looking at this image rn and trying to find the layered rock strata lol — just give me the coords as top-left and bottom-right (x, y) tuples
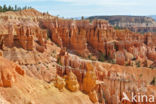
(41, 19), (156, 67)
(56, 50), (156, 104)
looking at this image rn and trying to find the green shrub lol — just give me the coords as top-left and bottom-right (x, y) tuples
(98, 53), (106, 62)
(136, 61), (140, 67)
(0, 5), (32, 12)
(88, 55), (91, 60)
(57, 57), (62, 66)
(114, 26), (122, 30)
(110, 59), (116, 64)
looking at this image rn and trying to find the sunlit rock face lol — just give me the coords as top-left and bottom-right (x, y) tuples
(41, 18), (156, 67)
(0, 8), (156, 67)
(54, 75), (66, 91)
(0, 9), (60, 82)
(56, 50), (156, 104)
(0, 8), (156, 104)
(65, 71), (79, 92)
(87, 16), (156, 33)
(0, 57), (24, 87)
(1, 24), (47, 51)
(82, 63), (97, 93)
(0, 56), (93, 104)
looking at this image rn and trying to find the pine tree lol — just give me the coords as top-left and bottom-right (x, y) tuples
(81, 16), (84, 20)
(17, 7), (21, 11)
(28, 6), (32, 9)
(11, 7), (14, 11)
(3, 4), (7, 12)
(23, 6), (27, 10)
(0, 5), (2, 12)
(0, 5), (32, 12)
(8, 5), (12, 11)
(15, 5), (17, 11)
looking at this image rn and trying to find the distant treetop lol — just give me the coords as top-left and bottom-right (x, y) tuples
(0, 4), (32, 12)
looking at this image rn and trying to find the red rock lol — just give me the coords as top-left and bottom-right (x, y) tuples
(0, 51), (2, 56)
(36, 45), (45, 53)
(0, 57), (25, 87)
(0, 8), (156, 104)
(41, 18), (156, 65)
(56, 51), (156, 103)
(15, 65), (25, 76)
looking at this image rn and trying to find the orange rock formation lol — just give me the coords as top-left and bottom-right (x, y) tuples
(0, 56), (93, 104)
(0, 9), (156, 104)
(56, 50), (156, 104)
(41, 19), (156, 67)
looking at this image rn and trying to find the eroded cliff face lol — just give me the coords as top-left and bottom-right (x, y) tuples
(87, 16), (156, 33)
(0, 56), (93, 104)
(0, 9), (156, 69)
(41, 18), (156, 68)
(0, 9), (60, 82)
(56, 49), (156, 104)
(0, 9), (156, 104)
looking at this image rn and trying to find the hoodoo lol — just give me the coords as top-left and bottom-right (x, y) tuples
(0, 4), (155, 104)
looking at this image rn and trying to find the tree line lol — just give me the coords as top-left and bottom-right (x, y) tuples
(0, 5), (32, 12)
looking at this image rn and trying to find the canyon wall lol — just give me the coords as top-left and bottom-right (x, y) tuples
(56, 49), (156, 104)
(0, 56), (93, 104)
(41, 19), (156, 67)
(0, 9), (156, 104)
(87, 16), (156, 33)
(1, 9), (156, 69)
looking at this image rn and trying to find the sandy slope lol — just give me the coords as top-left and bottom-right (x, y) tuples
(0, 57), (92, 104)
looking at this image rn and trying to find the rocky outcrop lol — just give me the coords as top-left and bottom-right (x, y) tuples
(0, 8), (156, 69)
(0, 9), (61, 83)
(0, 56), (93, 104)
(1, 25), (48, 52)
(0, 51), (2, 56)
(87, 16), (156, 33)
(83, 63), (98, 103)
(2, 41), (60, 82)
(88, 90), (99, 103)
(83, 63), (97, 93)
(0, 8), (51, 52)
(65, 71), (79, 92)
(41, 18), (156, 67)
(56, 50), (156, 103)
(54, 75), (66, 91)
(15, 65), (25, 76)
(0, 8), (156, 104)
(0, 56), (24, 87)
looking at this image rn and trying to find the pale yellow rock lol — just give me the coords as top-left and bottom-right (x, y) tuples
(54, 75), (66, 91)
(88, 90), (98, 103)
(83, 63), (96, 93)
(65, 71), (79, 92)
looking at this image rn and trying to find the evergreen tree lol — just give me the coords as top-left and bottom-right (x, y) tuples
(0, 4), (32, 12)
(3, 4), (7, 12)
(23, 6), (27, 10)
(81, 16), (84, 20)
(28, 6), (32, 9)
(8, 5), (12, 11)
(17, 7), (21, 11)
(0, 5), (2, 12)
(15, 5), (17, 11)
(11, 7), (14, 11)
